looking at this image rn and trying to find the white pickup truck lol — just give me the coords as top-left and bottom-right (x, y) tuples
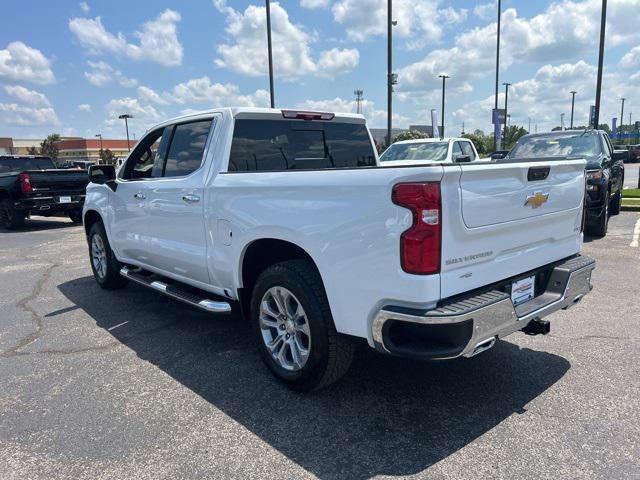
(84, 108), (595, 391)
(380, 137), (485, 165)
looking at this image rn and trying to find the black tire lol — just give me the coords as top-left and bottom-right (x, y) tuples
(588, 186), (609, 237)
(250, 259), (354, 391)
(88, 222), (128, 289)
(610, 187), (622, 216)
(0, 199), (26, 230)
(69, 210), (83, 223)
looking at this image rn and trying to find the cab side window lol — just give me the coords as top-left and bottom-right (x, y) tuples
(121, 127), (169, 180)
(460, 141), (476, 160)
(452, 142), (464, 159)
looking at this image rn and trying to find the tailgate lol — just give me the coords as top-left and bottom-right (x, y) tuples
(440, 159), (586, 299)
(26, 170), (89, 193)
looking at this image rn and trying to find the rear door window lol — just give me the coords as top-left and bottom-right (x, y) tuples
(460, 141), (476, 160)
(228, 119), (376, 172)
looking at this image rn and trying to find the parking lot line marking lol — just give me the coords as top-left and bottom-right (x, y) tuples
(107, 321), (129, 331)
(631, 217), (640, 248)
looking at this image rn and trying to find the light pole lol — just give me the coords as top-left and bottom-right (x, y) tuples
(266, 0), (275, 108)
(439, 74), (449, 139)
(387, 0), (395, 146)
(570, 91), (577, 129)
(629, 111), (633, 145)
(493, 0), (502, 150)
(593, 0), (607, 128)
(561, 113), (566, 130)
(528, 117), (531, 133)
(354, 89), (363, 114)
(619, 97), (626, 141)
(95, 134), (103, 163)
(118, 114), (132, 151)
(503, 82), (511, 143)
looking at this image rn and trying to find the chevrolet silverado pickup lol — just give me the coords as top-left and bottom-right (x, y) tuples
(0, 156), (88, 229)
(83, 108), (595, 391)
(380, 137), (483, 164)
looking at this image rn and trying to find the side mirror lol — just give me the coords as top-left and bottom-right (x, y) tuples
(612, 150), (629, 162)
(455, 155), (472, 163)
(88, 165), (116, 187)
(491, 152), (507, 160)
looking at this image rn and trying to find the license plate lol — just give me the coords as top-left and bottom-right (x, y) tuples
(58, 196), (72, 203)
(511, 275), (535, 306)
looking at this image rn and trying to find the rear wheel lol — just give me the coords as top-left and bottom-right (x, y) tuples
(250, 259), (354, 391)
(68, 210), (83, 223)
(610, 180), (623, 216)
(0, 199), (26, 230)
(88, 222), (128, 289)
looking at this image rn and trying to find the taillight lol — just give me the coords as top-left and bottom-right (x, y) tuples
(19, 173), (32, 193)
(392, 182), (441, 275)
(281, 110), (335, 121)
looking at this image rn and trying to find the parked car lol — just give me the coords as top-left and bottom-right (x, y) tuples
(490, 149), (511, 160)
(628, 144), (640, 163)
(83, 108), (595, 391)
(506, 130), (625, 237)
(0, 156), (89, 229)
(380, 137), (484, 164)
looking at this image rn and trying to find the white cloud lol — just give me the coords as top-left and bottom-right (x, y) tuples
(4, 85), (51, 107)
(213, 1), (358, 79)
(300, 0), (330, 8)
(0, 103), (59, 126)
(620, 45), (640, 69)
(79, 1), (90, 14)
(473, 1), (497, 21)
(84, 60), (137, 87)
(331, 0), (466, 45)
(77, 103), (92, 112)
(105, 97), (164, 133)
(0, 41), (55, 85)
(296, 97), (410, 128)
(69, 9), (183, 66)
(138, 77), (270, 108)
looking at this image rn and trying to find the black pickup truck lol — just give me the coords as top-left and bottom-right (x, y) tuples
(0, 156), (89, 229)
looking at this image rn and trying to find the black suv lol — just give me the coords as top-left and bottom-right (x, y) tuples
(506, 130), (625, 237)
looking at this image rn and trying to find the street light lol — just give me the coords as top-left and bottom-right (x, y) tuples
(354, 89), (363, 114)
(493, 0), (502, 150)
(439, 74), (449, 139)
(95, 134), (103, 163)
(593, 0), (607, 128)
(118, 114), (133, 152)
(561, 113), (566, 130)
(619, 97), (626, 141)
(570, 91), (577, 129)
(265, 0), (275, 108)
(503, 82), (511, 143)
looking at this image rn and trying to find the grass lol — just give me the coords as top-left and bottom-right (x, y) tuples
(622, 188), (640, 198)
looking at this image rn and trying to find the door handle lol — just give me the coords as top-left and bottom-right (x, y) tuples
(133, 192), (146, 199)
(182, 194), (200, 203)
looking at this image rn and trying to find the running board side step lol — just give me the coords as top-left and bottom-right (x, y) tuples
(120, 267), (232, 314)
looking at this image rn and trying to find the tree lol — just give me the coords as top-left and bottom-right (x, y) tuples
(99, 148), (115, 165)
(462, 132), (492, 155)
(26, 146), (40, 155)
(40, 134), (61, 161)
(392, 130), (428, 144)
(503, 125), (528, 149)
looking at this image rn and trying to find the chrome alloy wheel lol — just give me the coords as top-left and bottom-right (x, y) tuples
(91, 234), (107, 280)
(259, 286), (311, 371)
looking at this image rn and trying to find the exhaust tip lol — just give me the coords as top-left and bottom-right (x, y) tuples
(471, 336), (497, 356)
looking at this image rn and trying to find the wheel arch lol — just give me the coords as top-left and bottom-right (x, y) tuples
(83, 209), (103, 238)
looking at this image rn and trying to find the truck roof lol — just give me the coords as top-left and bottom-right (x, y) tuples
(148, 107), (366, 133)
(392, 137), (471, 145)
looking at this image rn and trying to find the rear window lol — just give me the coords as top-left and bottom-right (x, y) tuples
(228, 119), (376, 172)
(510, 133), (602, 159)
(0, 157), (54, 172)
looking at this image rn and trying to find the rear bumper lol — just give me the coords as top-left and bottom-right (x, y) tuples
(14, 194), (85, 213)
(372, 254), (595, 360)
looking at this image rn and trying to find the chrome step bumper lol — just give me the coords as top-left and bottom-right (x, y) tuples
(372, 254), (595, 360)
(120, 267), (232, 314)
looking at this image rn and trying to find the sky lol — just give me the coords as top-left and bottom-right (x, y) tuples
(1, 0), (640, 140)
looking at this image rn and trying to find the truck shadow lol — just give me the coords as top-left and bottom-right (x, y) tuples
(0, 217), (78, 233)
(58, 277), (570, 479)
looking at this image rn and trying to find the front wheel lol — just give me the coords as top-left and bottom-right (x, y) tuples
(250, 259), (354, 391)
(88, 222), (128, 289)
(588, 187), (609, 237)
(0, 199), (25, 230)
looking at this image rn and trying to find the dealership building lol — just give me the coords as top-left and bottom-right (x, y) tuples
(0, 137), (135, 163)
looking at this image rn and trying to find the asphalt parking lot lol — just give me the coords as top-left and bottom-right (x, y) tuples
(1, 213), (639, 480)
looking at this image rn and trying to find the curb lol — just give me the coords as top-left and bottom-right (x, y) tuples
(621, 205), (640, 212)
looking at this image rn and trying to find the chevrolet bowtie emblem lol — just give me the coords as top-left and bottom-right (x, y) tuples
(524, 192), (549, 208)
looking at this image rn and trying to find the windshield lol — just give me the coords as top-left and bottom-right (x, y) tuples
(510, 133), (601, 159)
(380, 142), (448, 162)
